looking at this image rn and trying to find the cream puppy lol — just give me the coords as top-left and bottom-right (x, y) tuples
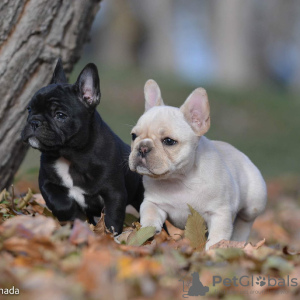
(129, 80), (267, 250)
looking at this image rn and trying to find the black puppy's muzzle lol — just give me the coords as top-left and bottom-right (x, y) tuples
(30, 120), (41, 131)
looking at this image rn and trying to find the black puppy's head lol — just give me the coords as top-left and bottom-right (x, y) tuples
(21, 59), (101, 152)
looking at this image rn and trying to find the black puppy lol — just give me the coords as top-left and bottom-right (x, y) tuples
(21, 59), (144, 233)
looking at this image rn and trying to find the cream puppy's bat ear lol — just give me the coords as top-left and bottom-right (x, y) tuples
(144, 79), (165, 112)
(180, 88), (210, 136)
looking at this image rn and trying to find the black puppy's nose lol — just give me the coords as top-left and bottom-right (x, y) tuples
(139, 145), (152, 158)
(30, 120), (41, 131)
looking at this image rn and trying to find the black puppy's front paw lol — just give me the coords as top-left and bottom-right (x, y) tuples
(104, 215), (124, 235)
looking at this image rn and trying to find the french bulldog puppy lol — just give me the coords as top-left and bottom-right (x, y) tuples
(21, 59), (144, 233)
(129, 80), (267, 250)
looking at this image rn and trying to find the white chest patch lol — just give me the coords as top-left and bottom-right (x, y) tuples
(54, 157), (86, 208)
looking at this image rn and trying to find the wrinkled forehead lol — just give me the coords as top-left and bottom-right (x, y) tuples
(30, 84), (74, 106)
(134, 106), (191, 138)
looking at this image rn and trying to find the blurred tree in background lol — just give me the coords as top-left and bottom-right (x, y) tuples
(90, 0), (300, 89)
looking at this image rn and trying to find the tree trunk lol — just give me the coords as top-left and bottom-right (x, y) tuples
(210, 0), (258, 87)
(0, 0), (101, 190)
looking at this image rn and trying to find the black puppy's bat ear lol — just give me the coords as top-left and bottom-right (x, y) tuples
(75, 63), (100, 108)
(50, 58), (67, 84)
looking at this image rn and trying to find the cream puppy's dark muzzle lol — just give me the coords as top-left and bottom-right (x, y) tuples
(138, 141), (152, 158)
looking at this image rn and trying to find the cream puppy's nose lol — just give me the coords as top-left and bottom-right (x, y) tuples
(138, 139), (153, 158)
(139, 144), (152, 158)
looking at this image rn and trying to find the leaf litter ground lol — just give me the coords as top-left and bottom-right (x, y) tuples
(0, 177), (300, 300)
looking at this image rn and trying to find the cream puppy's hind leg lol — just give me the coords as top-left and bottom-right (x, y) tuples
(205, 212), (233, 250)
(140, 200), (167, 233)
(231, 216), (254, 242)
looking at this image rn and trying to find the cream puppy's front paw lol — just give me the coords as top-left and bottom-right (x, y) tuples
(140, 200), (167, 233)
(140, 219), (162, 234)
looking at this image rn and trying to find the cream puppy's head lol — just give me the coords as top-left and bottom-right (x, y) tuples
(129, 80), (210, 179)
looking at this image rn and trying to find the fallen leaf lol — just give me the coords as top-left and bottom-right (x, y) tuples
(243, 239), (265, 255)
(116, 228), (134, 244)
(69, 219), (95, 245)
(247, 246), (277, 261)
(3, 236), (55, 260)
(76, 248), (115, 291)
(253, 213), (290, 243)
(184, 204), (207, 250)
(93, 213), (107, 237)
(165, 220), (184, 241)
(127, 226), (156, 246)
(124, 213), (139, 227)
(209, 239), (247, 249)
(154, 228), (169, 244)
(262, 256), (294, 275)
(118, 244), (154, 256)
(2, 215), (56, 238)
(117, 257), (162, 279)
(212, 248), (245, 261)
(17, 188), (33, 209)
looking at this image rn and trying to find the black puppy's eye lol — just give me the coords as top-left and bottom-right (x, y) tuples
(55, 112), (67, 120)
(131, 133), (137, 141)
(27, 107), (31, 113)
(162, 137), (177, 146)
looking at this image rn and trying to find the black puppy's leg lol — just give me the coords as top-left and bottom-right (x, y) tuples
(41, 182), (85, 221)
(84, 194), (105, 225)
(102, 190), (127, 234)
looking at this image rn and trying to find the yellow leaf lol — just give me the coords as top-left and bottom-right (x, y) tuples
(184, 204), (207, 250)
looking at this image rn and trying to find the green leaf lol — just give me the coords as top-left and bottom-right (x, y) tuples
(184, 204), (207, 250)
(127, 226), (156, 246)
(262, 256), (294, 275)
(215, 248), (244, 261)
(124, 213), (139, 227)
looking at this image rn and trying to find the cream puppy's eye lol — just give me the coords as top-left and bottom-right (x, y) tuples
(162, 137), (177, 146)
(131, 133), (137, 141)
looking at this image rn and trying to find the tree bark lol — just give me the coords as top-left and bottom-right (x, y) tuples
(0, 0), (101, 190)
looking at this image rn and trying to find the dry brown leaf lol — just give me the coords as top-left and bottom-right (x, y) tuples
(29, 202), (45, 214)
(165, 220), (184, 241)
(32, 194), (46, 205)
(2, 215), (56, 237)
(93, 213), (108, 237)
(3, 236), (55, 259)
(116, 228), (134, 244)
(243, 238), (266, 255)
(118, 244), (154, 255)
(253, 213), (290, 243)
(69, 219), (95, 245)
(154, 228), (169, 244)
(76, 248), (116, 292)
(209, 239), (247, 249)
